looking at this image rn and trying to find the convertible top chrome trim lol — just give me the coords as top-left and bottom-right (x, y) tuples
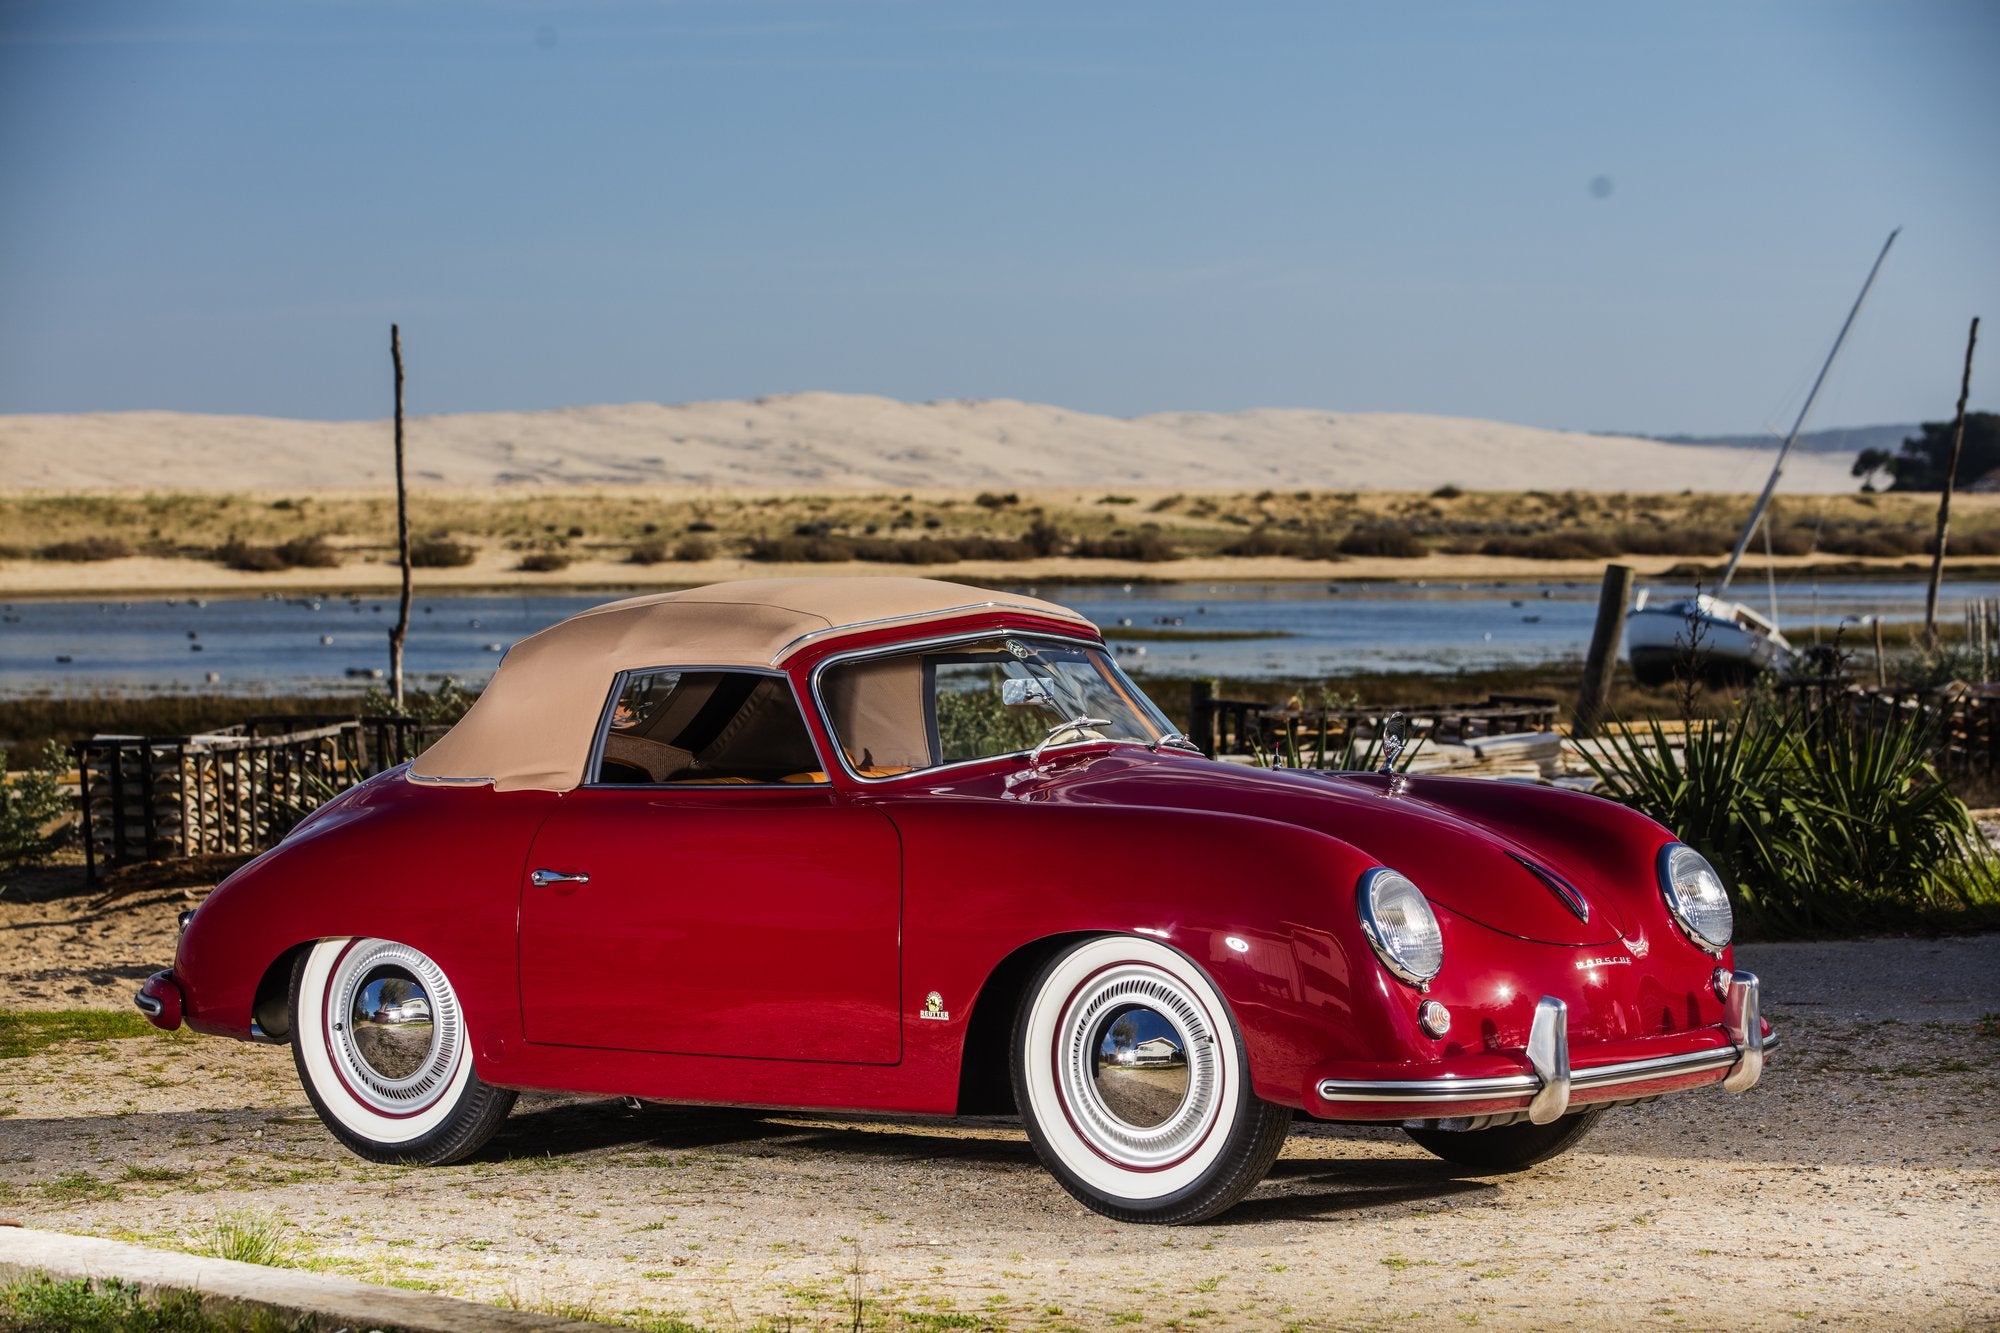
(770, 602), (1096, 665)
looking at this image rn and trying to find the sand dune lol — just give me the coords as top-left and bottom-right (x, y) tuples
(0, 392), (1860, 494)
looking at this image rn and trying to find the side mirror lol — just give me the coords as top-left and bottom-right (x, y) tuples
(1001, 677), (1055, 708)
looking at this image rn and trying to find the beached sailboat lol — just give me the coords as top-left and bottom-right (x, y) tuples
(1625, 229), (1900, 687)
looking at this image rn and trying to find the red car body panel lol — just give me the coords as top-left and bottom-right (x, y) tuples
(161, 606), (1753, 1123)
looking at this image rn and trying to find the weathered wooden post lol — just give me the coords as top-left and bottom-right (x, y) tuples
(1190, 680), (1216, 757)
(1573, 563), (1635, 739)
(387, 324), (412, 709)
(1923, 316), (1981, 649)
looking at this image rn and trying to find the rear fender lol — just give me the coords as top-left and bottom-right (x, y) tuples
(175, 777), (559, 1061)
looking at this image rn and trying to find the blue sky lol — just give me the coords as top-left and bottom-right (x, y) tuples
(1, 1), (1993, 435)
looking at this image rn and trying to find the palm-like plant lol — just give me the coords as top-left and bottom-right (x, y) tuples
(1579, 696), (1999, 937)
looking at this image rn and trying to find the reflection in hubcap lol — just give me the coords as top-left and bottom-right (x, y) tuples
(349, 966), (435, 1081)
(1091, 1004), (1191, 1129)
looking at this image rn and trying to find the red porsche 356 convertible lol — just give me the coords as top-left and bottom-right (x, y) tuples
(139, 578), (1772, 1223)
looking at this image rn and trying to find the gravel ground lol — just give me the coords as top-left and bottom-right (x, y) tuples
(1, 877), (1996, 1330)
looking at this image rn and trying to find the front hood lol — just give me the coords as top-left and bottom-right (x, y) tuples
(1033, 754), (1627, 946)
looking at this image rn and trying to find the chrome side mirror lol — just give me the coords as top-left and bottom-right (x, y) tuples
(1001, 677), (1054, 708)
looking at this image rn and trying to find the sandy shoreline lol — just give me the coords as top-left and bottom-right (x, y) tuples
(0, 550), (1983, 600)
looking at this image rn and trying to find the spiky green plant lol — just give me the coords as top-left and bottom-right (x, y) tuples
(1579, 697), (2000, 937)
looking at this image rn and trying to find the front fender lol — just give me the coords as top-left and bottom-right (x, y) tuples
(883, 796), (1415, 1111)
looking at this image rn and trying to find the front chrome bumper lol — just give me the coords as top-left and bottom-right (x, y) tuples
(1316, 969), (1771, 1123)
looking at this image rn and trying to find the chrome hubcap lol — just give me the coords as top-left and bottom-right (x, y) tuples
(326, 939), (463, 1114)
(350, 967), (435, 1082)
(1090, 1004), (1191, 1129)
(1057, 965), (1220, 1167)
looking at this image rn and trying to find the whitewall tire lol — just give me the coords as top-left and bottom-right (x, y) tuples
(290, 937), (515, 1165)
(1011, 935), (1291, 1224)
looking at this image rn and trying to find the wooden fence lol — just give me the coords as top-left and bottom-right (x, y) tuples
(75, 716), (452, 882)
(1187, 682), (1558, 759)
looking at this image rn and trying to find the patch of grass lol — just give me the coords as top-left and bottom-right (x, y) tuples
(122, 1165), (194, 1184)
(0, 1010), (161, 1060)
(0, 1274), (315, 1332)
(189, 1211), (298, 1268)
(42, 1171), (122, 1203)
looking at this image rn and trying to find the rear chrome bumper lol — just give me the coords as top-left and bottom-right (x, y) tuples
(1316, 969), (1772, 1122)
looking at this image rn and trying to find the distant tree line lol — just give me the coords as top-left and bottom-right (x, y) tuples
(1853, 413), (1999, 491)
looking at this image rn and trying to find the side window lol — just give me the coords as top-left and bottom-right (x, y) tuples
(593, 669), (826, 785)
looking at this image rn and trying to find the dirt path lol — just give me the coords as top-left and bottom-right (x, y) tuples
(2, 892), (1995, 1329)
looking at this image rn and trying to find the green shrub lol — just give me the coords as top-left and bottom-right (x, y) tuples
(271, 536), (338, 568)
(1338, 526), (1426, 558)
(1580, 700), (2000, 937)
(358, 677), (475, 724)
(39, 537), (131, 562)
(935, 680), (1049, 762)
(409, 537), (475, 568)
(1, 740), (74, 892)
(1612, 525), (1735, 556)
(1480, 531), (1619, 560)
(516, 552), (569, 573)
(627, 540), (669, 565)
(674, 536), (718, 561)
(1072, 533), (1181, 562)
(215, 539), (287, 572)
(214, 535), (339, 571)
(1221, 526), (1296, 557)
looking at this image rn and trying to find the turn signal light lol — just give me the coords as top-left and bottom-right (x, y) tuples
(1417, 999), (1451, 1038)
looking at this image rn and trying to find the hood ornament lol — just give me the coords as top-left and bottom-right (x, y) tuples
(1378, 712), (1411, 795)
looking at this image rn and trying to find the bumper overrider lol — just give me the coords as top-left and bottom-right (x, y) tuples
(1314, 970), (1773, 1125)
(135, 969), (184, 1030)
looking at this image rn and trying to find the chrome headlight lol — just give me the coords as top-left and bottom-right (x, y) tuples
(1356, 867), (1444, 986)
(1658, 843), (1734, 954)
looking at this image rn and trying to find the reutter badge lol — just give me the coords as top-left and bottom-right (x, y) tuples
(920, 991), (949, 1021)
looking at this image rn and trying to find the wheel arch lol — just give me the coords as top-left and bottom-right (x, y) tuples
(251, 940), (317, 1041)
(954, 930), (1099, 1115)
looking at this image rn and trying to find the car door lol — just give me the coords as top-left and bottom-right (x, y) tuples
(517, 668), (903, 1065)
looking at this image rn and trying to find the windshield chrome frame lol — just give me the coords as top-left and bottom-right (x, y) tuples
(808, 629), (1172, 785)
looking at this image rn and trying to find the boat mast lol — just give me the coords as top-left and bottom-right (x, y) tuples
(1717, 227), (1901, 594)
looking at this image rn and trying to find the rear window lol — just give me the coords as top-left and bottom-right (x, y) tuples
(592, 669), (825, 785)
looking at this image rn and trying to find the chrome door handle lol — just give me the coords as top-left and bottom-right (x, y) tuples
(530, 868), (591, 888)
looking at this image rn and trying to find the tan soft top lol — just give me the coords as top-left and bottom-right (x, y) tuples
(407, 577), (1095, 791)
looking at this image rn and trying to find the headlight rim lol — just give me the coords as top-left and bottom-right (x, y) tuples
(1656, 842), (1734, 956)
(1355, 866), (1445, 988)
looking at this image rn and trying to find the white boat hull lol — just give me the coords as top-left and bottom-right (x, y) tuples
(1625, 598), (1792, 686)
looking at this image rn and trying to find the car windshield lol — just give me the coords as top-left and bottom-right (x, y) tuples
(818, 635), (1174, 777)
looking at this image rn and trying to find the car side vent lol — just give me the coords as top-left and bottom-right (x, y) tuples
(1509, 853), (1590, 922)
